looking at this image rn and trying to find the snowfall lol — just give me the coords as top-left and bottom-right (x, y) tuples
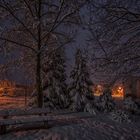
(0, 97), (140, 140)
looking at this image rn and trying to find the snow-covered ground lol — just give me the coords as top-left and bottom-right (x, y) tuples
(0, 112), (140, 140)
(0, 97), (140, 140)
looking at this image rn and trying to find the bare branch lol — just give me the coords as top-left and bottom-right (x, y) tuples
(22, 0), (34, 17)
(0, 37), (37, 53)
(0, 1), (37, 41)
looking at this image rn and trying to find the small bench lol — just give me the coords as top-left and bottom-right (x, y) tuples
(0, 108), (50, 134)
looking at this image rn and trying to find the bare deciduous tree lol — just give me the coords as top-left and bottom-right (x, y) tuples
(0, 0), (86, 107)
(86, 0), (140, 85)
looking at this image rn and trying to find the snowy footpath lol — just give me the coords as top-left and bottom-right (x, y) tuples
(0, 112), (140, 140)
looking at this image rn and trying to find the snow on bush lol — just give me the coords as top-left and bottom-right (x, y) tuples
(97, 89), (115, 112)
(110, 110), (131, 123)
(123, 96), (139, 114)
(84, 102), (96, 115)
(69, 93), (85, 111)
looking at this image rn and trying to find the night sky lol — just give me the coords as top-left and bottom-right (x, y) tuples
(0, 0), (139, 85)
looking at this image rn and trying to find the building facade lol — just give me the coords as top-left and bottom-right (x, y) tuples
(0, 80), (33, 97)
(93, 76), (140, 99)
(123, 76), (140, 98)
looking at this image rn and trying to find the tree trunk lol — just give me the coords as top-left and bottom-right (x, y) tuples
(36, 0), (43, 108)
(36, 53), (43, 108)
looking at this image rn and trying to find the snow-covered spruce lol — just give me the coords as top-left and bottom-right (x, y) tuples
(42, 46), (69, 110)
(69, 49), (95, 114)
(109, 110), (131, 123)
(123, 96), (139, 114)
(84, 102), (96, 115)
(97, 89), (115, 112)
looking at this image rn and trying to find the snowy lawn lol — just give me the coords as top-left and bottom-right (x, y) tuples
(0, 112), (140, 140)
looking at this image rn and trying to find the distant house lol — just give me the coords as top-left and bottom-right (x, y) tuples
(0, 80), (16, 96)
(0, 80), (33, 97)
(123, 76), (140, 98)
(93, 83), (124, 99)
(93, 76), (140, 99)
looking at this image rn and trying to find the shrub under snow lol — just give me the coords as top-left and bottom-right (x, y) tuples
(84, 102), (96, 115)
(123, 96), (139, 114)
(69, 93), (85, 112)
(97, 89), (115, 112)
(110, 110), (131, 123)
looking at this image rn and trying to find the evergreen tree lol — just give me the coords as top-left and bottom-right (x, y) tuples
(69, 49), (95, 113)
(42, 46), (69, 110)
(97, 88), (115, 112)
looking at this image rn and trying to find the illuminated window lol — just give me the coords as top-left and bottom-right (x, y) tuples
(94, 85), (103, 96)
(112, 86), (124, 98)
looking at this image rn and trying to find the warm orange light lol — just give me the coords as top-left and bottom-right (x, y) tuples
(0, 88), (4, 91)
(94, 85), (104, 96)
(93, 84), (124, 99)
(118, 87), (123, 94)
(0, 80), (16, 96)
(112, 86), (124, 98)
